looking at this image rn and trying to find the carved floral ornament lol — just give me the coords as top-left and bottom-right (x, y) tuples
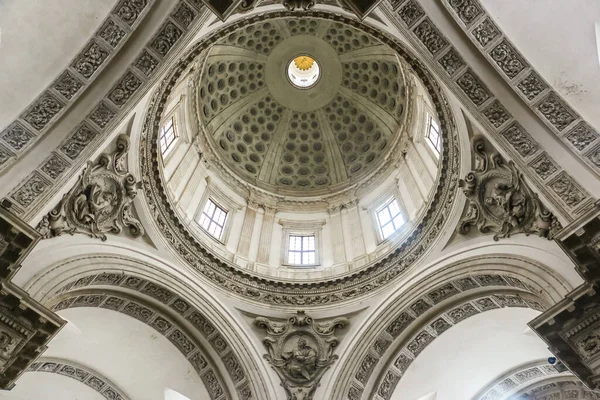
(458, 136), (561, 241)
(37, 135), (144, 241)
(139, 11), (460, 306)
(255, 311), (348, 400)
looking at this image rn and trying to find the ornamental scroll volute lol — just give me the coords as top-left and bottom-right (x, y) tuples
(37, 135), (143, 241)
(255, 311), (348, 400)
(458, 136), (560, 241)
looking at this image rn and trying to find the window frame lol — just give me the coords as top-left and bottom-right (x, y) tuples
(159, 115), (179, 156)
(193, 178), (242, 245)
(425, 113), (441, 156)
(375, 197), (406, 241)
(279, 219), (325, 268)
(287, 234), (317, 266)
(198, 198), (228, 241)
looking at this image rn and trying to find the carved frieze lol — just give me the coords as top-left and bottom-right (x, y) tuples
(108, 71), (143, 107)
(134, 50), (160, 77)
(517, 71), (547, 101)
(471, 17), (500, 47)
(1, 122), (34, 151)
(456, 69), (491, 106)
(483, 100), (510, 128)
(89, 101), (117, 130)
(413, 18), (448, 55)
(448, 0), (483, 25)
(566, 123), (598, 151)
(548, 172), (587, 208)
(60, 123), (99, 160)
(172, 2), (197, 28)
(398, 0), (424, 27)
(72, 40), (110, 79)
(116, 0), (148, 26)
(22, 92), (64, 131)
(255, 311), (349, 400)
(37, 135), (144, 241)
(537, 93), (577, 132)
(98, 19), (127, 48)
(458, 137), (559, 240)
(438, 48), (465, 76)
(53, 71), (84, 101)
(529, 153), (558, 181)
(10, 172), (51, 209)
(489, 39), (527, 79)
(150, 21), (184, 56)
(500, 122), (537, 157)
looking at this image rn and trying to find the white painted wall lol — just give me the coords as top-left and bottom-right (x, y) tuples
(43, 308), (210, 400)
(0, 372), (104, 400)
(0, 0), (119, 128)
(480, 0), (600, 130)
(392, 308), (551, 400)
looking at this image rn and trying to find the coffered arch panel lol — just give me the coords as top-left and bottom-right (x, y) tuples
(326, 251), (574, 400)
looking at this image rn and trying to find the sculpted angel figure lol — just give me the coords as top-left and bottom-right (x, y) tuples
(282, 338), (317, 381)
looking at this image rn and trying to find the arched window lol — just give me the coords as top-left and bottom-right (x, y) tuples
(159, 116), (178, 154)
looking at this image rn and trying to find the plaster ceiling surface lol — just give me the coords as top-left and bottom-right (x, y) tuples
(480, 0), (600, 131)
(43, 308), (210, 400)
(0, 0), (119, 129)
(392, 307), (551, 400)
(195, 17), (410, 196)
(0, 371), (104, 400)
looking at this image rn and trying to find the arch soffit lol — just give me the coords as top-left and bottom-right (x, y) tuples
(21, 251), (274, 400)
(326, 253), (572, 400)
(472, 359), (573, 400)
(27, 357), (130, 400)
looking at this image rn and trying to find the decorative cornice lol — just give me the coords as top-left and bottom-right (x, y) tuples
(381, 0), (594, 222)
(3, 0), (211, 223)
(139, 10), (461, 306)
(28, 357), (130, 400)
(439, 0), (600, 177)
(0, 0), (157, 172)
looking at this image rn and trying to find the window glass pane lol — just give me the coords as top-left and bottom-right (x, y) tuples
(288, 235), (316, 265)
(377, 208), (392, 225)
(381, 223), (395, 239)
(289, 236), (300, 251)
(430, 118), (440, 133)
(393, 214), (405, 229)
(159, 117), (177, 154)
(377, 198), (406, 239)
(388, 200), (400, 217)
(199, 199), (228, 240)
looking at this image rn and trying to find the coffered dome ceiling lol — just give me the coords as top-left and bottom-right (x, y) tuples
(194, 18), (409, 196)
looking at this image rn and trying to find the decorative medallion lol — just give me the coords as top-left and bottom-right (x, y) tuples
(255, 311), (348, 399)
(458, 136), (560, 240)
(37, 135), (144, 241)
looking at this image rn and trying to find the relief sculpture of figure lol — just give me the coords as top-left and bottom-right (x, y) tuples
(73, 181), (117, 227)
(282, 338), (317, 380)
(485, 178), (526, 230)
